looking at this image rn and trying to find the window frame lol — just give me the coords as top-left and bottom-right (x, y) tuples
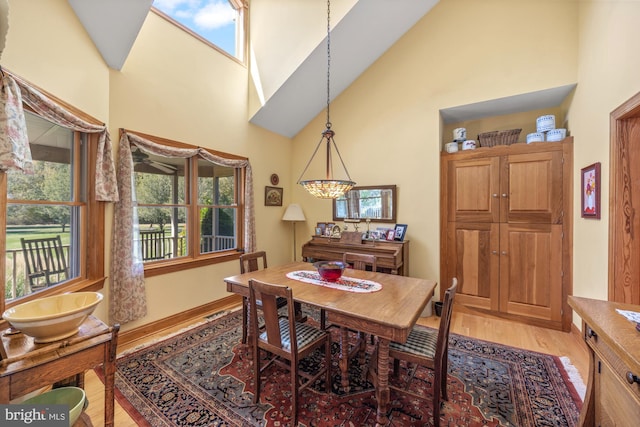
(127, 132), (247, 278)
(1, 116), (107, 317)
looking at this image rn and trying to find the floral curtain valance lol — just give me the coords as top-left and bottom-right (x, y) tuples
(0, 70), (118, 202)
(0, 72), (31, 173)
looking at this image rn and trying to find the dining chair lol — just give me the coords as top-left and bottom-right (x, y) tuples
(248, 279), (331, 426)
(386, 277), (458, 427)
(343, 252), (377, 272)
(20, 236), (69, 293)
(239, 251), (287, 344)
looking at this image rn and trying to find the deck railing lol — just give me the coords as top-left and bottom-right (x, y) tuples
(5, 234), (236, 299)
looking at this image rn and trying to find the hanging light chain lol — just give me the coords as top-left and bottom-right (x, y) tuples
(297, 0), (355, 199)
(326, 0), (331, 129)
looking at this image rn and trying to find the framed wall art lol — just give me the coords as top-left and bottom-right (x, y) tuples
(581, 162), (601, 219)
(264, 186), (283, 206)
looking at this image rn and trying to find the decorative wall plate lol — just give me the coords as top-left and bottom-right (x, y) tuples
(270, 173), (279, 186)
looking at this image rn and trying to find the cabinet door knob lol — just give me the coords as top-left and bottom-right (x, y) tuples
(492, 250), (498, 255)
(492, 193), (499, 198)
(627, 371), (640, 385)
(501, 251), (507, 255)
(502, 193), (508, 198)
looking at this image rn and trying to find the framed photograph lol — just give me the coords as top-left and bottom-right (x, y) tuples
(394, 224), (408, 241)
(386, 229), (395, 241)
(316, 222), (326, 236)
(368, 230), (381, 240)
(581, 162), (601, 219)
(264, 186), (283, 206)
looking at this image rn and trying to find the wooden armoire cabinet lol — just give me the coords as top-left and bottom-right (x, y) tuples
(440, 138), (573, 331)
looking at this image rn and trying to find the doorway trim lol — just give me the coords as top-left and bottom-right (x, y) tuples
(609, 91), (640, 303)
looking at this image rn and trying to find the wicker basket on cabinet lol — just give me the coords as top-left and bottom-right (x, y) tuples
(478, 128), (522, 147)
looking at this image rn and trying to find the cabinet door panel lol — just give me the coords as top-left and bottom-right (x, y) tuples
(447, 222), (499, 311)
(499, 223), (562, 322)
(502, 151), (563, 223)
(448, 157), (500, 222)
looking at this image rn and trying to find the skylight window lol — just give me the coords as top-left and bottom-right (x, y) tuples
(153, 0), (245, 61)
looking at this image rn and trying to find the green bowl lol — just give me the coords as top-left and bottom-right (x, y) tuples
(22, 386), (86, 426)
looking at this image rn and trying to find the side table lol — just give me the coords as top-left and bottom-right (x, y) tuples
(0, 316), (119, 427)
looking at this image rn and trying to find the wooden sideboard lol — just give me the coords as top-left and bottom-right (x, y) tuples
(301, 235), (409, 275)
(568, 296), (640, 426)
(0, 316), (119, 427)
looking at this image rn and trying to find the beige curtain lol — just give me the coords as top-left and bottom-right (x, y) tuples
(110, 131), (255, 324)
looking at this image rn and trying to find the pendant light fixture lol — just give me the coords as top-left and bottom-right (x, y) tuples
(297, 0), (355, 199)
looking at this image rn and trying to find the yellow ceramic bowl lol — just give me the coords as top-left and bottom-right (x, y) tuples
(22, 386), (86, 426)
(2, 292), (103, 343)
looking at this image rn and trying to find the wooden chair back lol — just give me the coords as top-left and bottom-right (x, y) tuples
(20, 236), (69, 291)
(248, 278), (331, 425)
(249, 279), (296, 356)
(240, 251), (268, 274)
(434, 278), (458, 393)
(343, 252), (377, 272)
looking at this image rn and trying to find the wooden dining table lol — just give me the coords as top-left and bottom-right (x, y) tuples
(224, 261), (436, 427)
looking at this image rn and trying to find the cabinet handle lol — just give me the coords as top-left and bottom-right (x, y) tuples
(492, 193), (499, 198)
(492, 250), (498, 255)
(627, 372), (640, 385)
(501, 251), (507, 255)
(502, 193), (508, 198)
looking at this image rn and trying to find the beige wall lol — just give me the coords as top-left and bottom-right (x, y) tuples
(2, 0), (293, 330)
(569, 1), (640, 304)
(291, 0), (579, 297)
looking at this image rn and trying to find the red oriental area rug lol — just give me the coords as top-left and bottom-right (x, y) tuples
(104, 309), (582, 426)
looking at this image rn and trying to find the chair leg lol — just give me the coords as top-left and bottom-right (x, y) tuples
(392, 358), (400, 379)
(292, 360), (299, 426)
(433, 387), (441, 427)
(252, 347), (261, 404)
(241, 297), (249, 344)
(325, 339), (332, 392)
(320, 308), (327, 330)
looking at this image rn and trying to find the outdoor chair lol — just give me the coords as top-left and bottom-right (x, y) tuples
(20, 235), (69, 292)
(383, 277), (458, 427)
(248, 279), (331, 426)
(239, 251), (287, 344)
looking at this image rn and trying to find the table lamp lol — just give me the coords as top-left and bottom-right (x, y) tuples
(282, 203), (306, 261)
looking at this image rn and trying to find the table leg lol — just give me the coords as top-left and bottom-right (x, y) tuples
(375, 338), (391, 427)
(339, 327), (350, 392)
(104, 325), (119, 427)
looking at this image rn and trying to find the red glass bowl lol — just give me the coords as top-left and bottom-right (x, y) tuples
(313, 261), (347, 282)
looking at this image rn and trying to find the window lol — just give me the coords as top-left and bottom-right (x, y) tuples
(152, 0), (247, 62)
(129, 137), (244, 270)
(3, 111), (105, 305)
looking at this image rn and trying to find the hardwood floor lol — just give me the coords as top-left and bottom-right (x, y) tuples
(77, 302), (590, 426)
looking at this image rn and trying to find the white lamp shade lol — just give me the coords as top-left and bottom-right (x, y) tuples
(282, 203), (306, 222)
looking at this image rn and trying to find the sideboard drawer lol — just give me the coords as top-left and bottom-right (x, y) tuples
(585, 322), (640, 403)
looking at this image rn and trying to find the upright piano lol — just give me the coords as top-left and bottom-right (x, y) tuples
(301, 234), (410, 276)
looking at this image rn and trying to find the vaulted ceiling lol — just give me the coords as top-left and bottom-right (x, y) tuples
(66, 0), (574, 138)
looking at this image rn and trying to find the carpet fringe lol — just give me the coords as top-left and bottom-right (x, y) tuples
(117, 308), (238, 358)
(560, 356), (586, 401)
